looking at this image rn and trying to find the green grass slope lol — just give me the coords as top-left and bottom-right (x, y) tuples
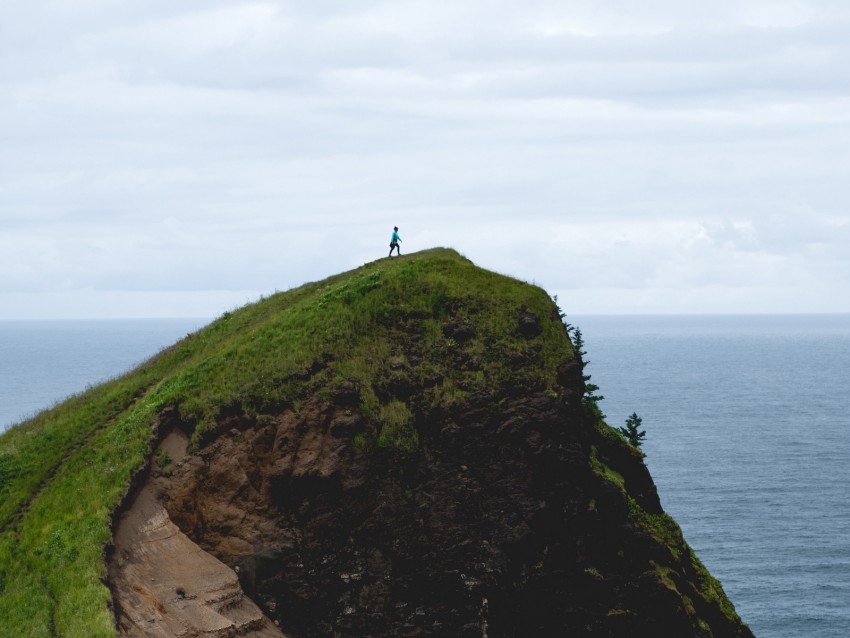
(0, 248), (571, 637)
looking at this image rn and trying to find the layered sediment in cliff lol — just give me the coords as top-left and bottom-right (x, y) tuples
(106, 250), (754, 637)
(109, 428), (285, 637)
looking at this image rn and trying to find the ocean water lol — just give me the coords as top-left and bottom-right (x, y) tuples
(0, 319), (205, 432)
(1, 315), (848, 637)
(574, 314), (850, 638)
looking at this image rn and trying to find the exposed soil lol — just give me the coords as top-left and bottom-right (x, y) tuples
(108, 429), (285, 637)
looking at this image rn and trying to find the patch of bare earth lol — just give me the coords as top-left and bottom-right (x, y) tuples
(108, 429), (285, 637)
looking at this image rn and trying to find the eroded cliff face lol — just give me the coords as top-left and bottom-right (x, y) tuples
(108, 428), (286, 637)
(109, 307), (753, 637)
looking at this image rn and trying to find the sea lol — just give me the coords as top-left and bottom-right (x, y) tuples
(0, 319), (205, 431)
(575, 314), (850, 638)
(1, 315), (848, 637)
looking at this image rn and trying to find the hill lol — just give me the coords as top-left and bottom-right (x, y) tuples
(0, 248), (753, 637)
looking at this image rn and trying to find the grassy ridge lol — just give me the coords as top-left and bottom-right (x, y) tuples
(0, 248), (571, 636)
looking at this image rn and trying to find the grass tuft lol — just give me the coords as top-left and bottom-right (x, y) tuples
(377, 400), (417, 452)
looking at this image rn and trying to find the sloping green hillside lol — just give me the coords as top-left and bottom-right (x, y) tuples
(0, 248), (570, 637)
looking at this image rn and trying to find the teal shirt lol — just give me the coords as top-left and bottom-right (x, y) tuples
(391, 231), (401, 244)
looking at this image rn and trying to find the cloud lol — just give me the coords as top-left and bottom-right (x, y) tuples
(1, 0), (849, 317)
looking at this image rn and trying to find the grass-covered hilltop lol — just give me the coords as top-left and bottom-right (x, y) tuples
(0, 248), (754, 637)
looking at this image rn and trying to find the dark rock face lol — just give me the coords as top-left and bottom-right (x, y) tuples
(156, 381), (753, 637)
(442, 319), (476, 343)
(517, 310), (543, 338)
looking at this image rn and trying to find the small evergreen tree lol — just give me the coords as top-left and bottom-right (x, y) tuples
(552, 295), (575, 341)
(551, 295), (605, 419)
(618, 412), (646, 449)
(572, 327), (605, 418)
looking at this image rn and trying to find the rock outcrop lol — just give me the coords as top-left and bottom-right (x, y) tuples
(106, 249), (754, 637)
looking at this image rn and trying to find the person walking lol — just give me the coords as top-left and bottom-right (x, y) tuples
(389, 226), (402, 257)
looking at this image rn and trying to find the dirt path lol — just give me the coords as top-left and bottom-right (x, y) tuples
(108, 430), (285, 637)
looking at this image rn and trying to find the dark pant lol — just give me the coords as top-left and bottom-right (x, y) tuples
(389, 242), (400, 256)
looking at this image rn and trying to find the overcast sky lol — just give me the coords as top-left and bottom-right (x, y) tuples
(2, 0), (849, 319)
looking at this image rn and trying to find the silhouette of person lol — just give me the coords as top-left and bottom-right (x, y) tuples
(389, 226), (402, 257)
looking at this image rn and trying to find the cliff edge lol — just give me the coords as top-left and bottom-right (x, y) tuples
(0, 248), (754, 637)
